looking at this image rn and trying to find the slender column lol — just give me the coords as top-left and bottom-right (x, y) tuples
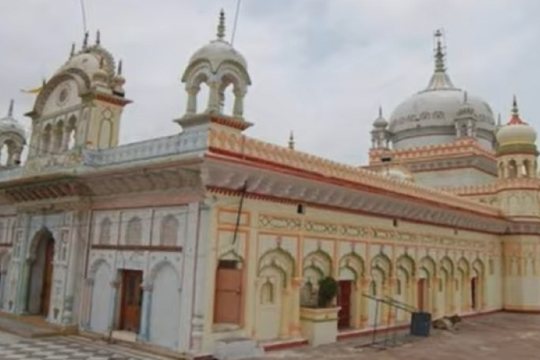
(279, 285), (291, 338)
(83, 278), (94, 330)
(232, 88), (245, 118)
(207, 81), (221, 114)
(289, 277), (302, 337)
(15, 259), (32, 314)
(431, 277), (439, 317)
(360, 277), (370, 328)
(107, 279), (120, 332)
(186, 86), (199, 115)
(138, 284), (153, 341)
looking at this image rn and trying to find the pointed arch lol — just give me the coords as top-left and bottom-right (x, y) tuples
(125, 217), (142, 245)
(419, 256), (437, 278)
(339, 252), (365, 281)
(303, 249), (332, 281)
(370, 253), (392, 280)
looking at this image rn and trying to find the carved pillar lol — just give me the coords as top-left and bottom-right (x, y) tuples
(186, 85), (199, 115)
(233, 88), (246, 119)
(279, 285), (291, 338)
(138, 283), (153, 341)
(353, 278), (363, 328)
(207, 81), (221, 114)
(290, 277), (302, 337)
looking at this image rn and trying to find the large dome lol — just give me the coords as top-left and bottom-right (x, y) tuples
(387, 33), (495, 151)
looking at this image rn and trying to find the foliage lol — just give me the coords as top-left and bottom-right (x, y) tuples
(317, 276), (338, 308)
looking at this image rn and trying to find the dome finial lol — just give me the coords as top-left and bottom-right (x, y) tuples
(512, 94), (519, 117)
(217, 9), (226, 40)
(117, 60), (123, 75)
(434, 29), (446, 73)
(96, 30), (101, 45)
(70, 42), (75, 58)
(7, 99), (13, 117)
(83, 31), (89, 49)
(288, 131), (295, 150)
(378, 105), (383, 118)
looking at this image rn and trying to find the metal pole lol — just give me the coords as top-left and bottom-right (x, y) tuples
(80, 0), (88, 34)
(372, 299), (379, 345)
(231, 0), (242, 45)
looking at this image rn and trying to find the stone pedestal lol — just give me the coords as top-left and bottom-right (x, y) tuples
(300, 307), (340, 346)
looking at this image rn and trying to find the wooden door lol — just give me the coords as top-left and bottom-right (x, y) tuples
(40, 238), (54, 316)
(120, 270), (143, 332)
(214, 265), (242, 324)
(417, 279), (426, 311)
(337, 280), (352, 329)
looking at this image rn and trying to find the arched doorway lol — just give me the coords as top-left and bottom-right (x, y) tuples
(27, 229), (55, 316)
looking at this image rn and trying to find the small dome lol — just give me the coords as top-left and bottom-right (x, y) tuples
(182, 10), (249, 81)
(189, 40), (247, 73)
(0, 100), (25, 139)
(57, 33), (116, 81)
(496, 98), (537, 149)
(373, 106), (388, 128)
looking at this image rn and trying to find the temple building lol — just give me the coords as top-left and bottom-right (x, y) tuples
(0, 11), (539, 359)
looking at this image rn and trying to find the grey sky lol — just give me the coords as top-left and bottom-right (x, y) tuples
(1, 0), (539, 165)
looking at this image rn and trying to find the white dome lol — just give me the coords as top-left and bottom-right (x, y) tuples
(189, 39), (247, 73)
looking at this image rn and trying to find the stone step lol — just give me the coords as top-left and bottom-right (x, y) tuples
(0, 315), (66, 338)
(214, 337), (265, 360)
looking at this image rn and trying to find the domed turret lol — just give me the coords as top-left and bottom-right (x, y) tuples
(496, 97), (537, 179)
(0, 100), (26, 167)
(371, 106), (390, 149)
(181, 10), (251, 120)
(387, 30), (495, 150)
(496, 96), (537, 154)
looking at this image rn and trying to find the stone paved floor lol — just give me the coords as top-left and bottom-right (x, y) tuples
(259, 313), (540, 360)
(0, 331), (173, 360)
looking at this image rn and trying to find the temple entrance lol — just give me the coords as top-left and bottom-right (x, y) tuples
(27, 231), (55, 316)
(119, 270), (143, 332)
(337, 280), (352, 329)
(214, 260), (243, 325)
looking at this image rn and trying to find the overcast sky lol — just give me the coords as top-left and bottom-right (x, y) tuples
(1, 0), (539, 165)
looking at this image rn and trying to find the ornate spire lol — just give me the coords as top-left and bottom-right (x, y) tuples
(7, 99), (13, 117)
(288, 131), (295, 150)
(117, 60), (123, 75)
(82, 31), (89, 49)
(423, 29), (455, 91)
(512, 94), (519, 117)
(508, 95), (526, 125)
(463, 91), (468, 104)
(217, 9), (226, 40)
(96, 30), (101, 45)
(70, 42), (75, 58)
(434, 29), (445, 73)
(378, 105), (383, 118)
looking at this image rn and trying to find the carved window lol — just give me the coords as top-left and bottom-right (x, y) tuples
(126, 217), (142, 245)
(99, 217), (112, 245)
(160, 215), (179, 247)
